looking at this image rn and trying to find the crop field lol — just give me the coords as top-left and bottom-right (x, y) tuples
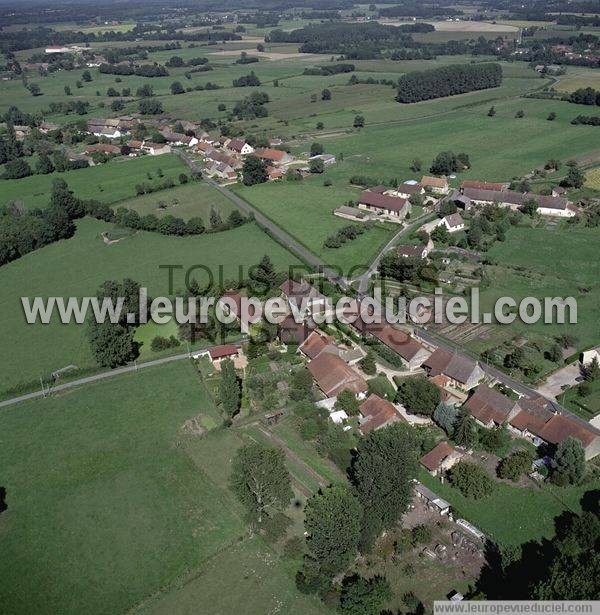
(0, 361), (327, 615)
(0, 219), (299, 395)
(585, 167), (600, 190)
(553, 66), (600, 92)
(1, 154), (188, 210)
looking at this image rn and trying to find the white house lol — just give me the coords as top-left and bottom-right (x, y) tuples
(442, 213), (465, 232)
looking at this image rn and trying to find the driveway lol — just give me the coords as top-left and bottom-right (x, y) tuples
(536, 362), (583, 399)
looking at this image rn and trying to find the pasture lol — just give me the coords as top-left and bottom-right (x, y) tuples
(0, 361), (327, 615)
(1, 154), (188, 210)
(0, 218), (299, 395)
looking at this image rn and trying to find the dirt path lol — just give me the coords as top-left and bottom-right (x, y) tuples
(241, 421), (345, 497)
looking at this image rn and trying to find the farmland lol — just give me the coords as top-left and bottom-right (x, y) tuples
(0, 218), (299, 395)
(0, 361), (327, 615)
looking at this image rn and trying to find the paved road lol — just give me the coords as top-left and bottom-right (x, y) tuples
(355, 213), (435, 293)
(0, 352), (193, 409)
(176, 150), (351, 291)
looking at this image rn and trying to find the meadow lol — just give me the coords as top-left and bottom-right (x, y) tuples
(0, 218), (299, 395)
(1, 154), (188, 210)
(0, 361), (328, 615)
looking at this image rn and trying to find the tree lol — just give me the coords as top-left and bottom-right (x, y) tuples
(3, 158), (32, 179)
(410, 158), (422, 172)
(87, 321), (137, 368)
(28, 83), (41, 96)
(335, 389), (360, 416)
(230, 442), (292, 524)
(242, 154), (268, 186)
(431, 224), (450, 243)
(170, 81), (185, 95)
(339, 574), (392, 615)
(497, 450), (533, 481)
(360, 352), (377, 376)
(562, 162), (585, 189)
(64, 85), (71, 96)
(304, 485), (362, 574)
(35, 153), (54, 175)
(257, 43), (265, 52)
(521, 199), (538, 217)
(552, 437), (585, 485)
(546, 343), (563, 363)
(448, 461), (495, 499)
(219, 358), (241, 419)
(228, 210), (244, 227)
(310, 142), (324, 157)
(453, 408), (478, 447)
(547, 111), (557, 121)
(487, 106), (496, 117)
(309, 158), (324, 174)
(82, 70), (92, 82)
(515, 110), (525, 118)
(138, 98), (163, 115)
(4, 122), (21, 161)
(395, 377), (440, 416)
(353, 422), (418, 550)
(321, 88), (331, 100)
(504, 346), (525, 370)
(249, 254), (276, 290)
(430, 150), (468, 175)
(585, 357), (600, 382)
(353, 115), (365, 128)
(433, 401), (460, 436)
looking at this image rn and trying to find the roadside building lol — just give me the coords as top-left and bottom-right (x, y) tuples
(308, 352), (368, 399)
(358, 191), (410, 220)
(464, 384), (520, 429)
(423, 348), (484, 391)
(358, 394), (404, 434)
(420, 441), (463, 476)
(421, 175), (450, 195)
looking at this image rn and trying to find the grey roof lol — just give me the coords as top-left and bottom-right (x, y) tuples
(444, 212), (464, 228)
(463, 188), (526, 206)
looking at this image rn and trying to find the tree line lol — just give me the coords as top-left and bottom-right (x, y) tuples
(396, 62), (502, 103)
(98, 63), (169, 77)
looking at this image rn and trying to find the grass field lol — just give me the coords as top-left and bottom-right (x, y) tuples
(553, 66), (600, 92)
(233, 176), (397, 272)
(469, 224), (600, 354)
(1, 154), (188, 210)
(0, 361), (329, 614)
(114, 181), (240, 221)
(418, 469), (597, 547)
(0, 218), (299, 395)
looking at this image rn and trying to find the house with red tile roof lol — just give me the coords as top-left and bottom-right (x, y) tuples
(420, 441), (463, 476)
(464, 385), (520, 428)
(308, 352), (368, 399)
(372, 325), (431, 370)
(299, 330), (335, 360)
(254, 148), (293, 165)
(421, 175), (450, 195)
(423, 348), (484, 390)
(460, 180), (505, 192)
(358, 394), (404, 434)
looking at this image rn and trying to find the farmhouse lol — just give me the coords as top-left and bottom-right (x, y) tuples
(208, 344), (239, 364)
(534, 195), (576, 218)
(538, 415), (600, 460)
(308, 352), (368, 399)
(464, 385), (520, 429)
(85, 143), (121, 155)
(358, 394), (404, 434)
(460, 180), (505, 191)
(508, 398), (555, 443)
(280, 279), (328, 316)
(372, 325), (431, 370)
(423, 349), (484, 390)
(421, 175), (450, 195)
(441, 213), (465, 232)
(462, 188), (525, 209)
(204, 161), (237, 181)
(397, 244), (429, 259)
(298, 330), (335, 360)
(278, 315), (314, 345)
(254, 148), (293, 166)
(87, 118), (122, 138)
(160, 130), (198, 147)
(420, 441), (463, 476)
(358, 191), (410, 220)
(391, 182), (424, 199)
(226, 138), (254, 155)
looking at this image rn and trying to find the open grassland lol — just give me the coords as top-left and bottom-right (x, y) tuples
(114, 180), (239, 221)
(1, 154), (188, 210)
(418, 469), (597, 547)
(233, 175), (397, 272)
(553, 66), (600, 92)
(0, 362), (242, 614)
(0, 218), (299, 395)
(471, 224), (600, 353)
(0, 361), (328, 615)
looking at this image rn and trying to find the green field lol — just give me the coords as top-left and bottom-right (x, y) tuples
(1, 154), (188, 210)
(0, 361), (328, 614)
(418, 469), (597, 547)
(0, 218), (299, 395)
(115, 180), (240, 221)
(470, 224), (600, 353)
